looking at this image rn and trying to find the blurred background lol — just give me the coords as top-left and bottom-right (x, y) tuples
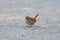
(0, 0), (60, 40)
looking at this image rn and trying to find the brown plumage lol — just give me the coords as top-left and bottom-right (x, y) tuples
(25, 13), (39, 25)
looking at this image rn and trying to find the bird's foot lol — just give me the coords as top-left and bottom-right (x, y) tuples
(27, 25), (32, 27)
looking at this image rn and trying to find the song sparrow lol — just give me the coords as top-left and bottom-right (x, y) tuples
(25, 13), (39, 26)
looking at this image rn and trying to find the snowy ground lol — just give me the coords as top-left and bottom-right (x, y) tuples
(0, 0), (60, 40)
(0, 24), (60, 40)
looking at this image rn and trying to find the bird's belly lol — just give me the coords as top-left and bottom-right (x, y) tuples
(26, 21), (34, 25)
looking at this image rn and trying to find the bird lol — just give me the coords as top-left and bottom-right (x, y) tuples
(25, 13), (39, 26)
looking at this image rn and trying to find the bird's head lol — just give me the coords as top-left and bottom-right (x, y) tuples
(25, 16), (30, 20)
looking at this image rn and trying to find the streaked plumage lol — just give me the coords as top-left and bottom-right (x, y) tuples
(25, 13), (39, 25)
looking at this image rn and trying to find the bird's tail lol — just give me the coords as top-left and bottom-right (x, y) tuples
(34, 13), (39, 19)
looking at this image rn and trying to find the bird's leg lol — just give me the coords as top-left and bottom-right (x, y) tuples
(27, 25), (32, 27)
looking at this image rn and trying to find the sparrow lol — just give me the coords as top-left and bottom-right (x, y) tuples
(25, 13), (39, 26)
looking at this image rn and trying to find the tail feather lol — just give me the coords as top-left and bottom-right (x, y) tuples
(34, 13), (39, 19)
